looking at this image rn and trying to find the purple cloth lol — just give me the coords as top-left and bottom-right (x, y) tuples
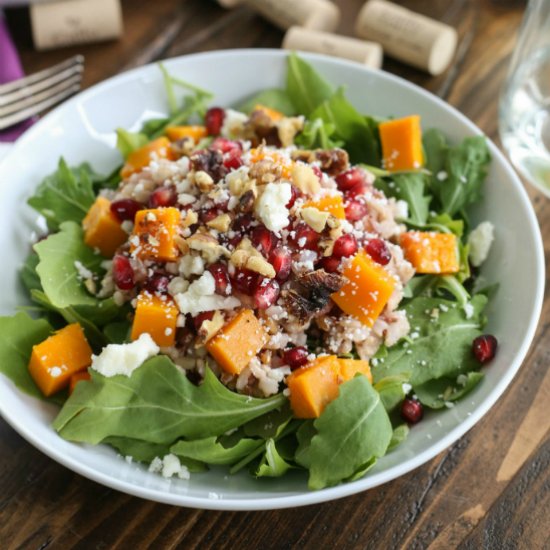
(0, 13), (35, 142)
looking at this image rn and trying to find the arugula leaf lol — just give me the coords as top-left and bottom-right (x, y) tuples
(375, 172), (431, 224)
(254, 439), (293, 478)
(388, 424), (409, 451)
(286, 52), (334, 115)
(27, 158), (97, 231)
(423, 128), (448, 178)
(0, 312), (53, 401)
(20, 251), (42, 293)
(116, 129), (149, 159)
(243, 404), (293, 439)
(414, 371), (483, 409)
(374, 374), (409, 413)
(171, 436), (262, 465)
(310, 88), (380, 165)
(103, 320), (131, 344)
(295, 118), (344, 150)
(34, 221), (103, 308)
(53, 357), (287, 445)
(372, 294), (488, 387)
(236, 88), (295, 115)
(297, 375), (392, 489)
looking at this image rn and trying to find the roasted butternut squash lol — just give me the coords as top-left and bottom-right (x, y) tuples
(400, 231), (459, 274)
(206, 309), (268, 375)
(131, 207), (181, 262)
(120, 137), (174, 179)
(82, 196), (128, 257)
(338, 358), (372, 383)
(165, 125), (208, 143)
(130, 292), (179, 347)
(379, 115), (423, 172)
(28, 323), (92, 397)
(254, 104), (284, 122)
(331, 250), (395, 327)
(303, 194), (346, 219)
(69, 370), (91, 395)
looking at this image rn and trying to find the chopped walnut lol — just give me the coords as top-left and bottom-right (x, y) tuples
(315, 148), (349, 175)
(181, 209), (198, 229)
(277, 116), (304, 147)
(194, 170), (215, 192)
(247, 255), (276, 278)
(300, 207), (330, 233)
(230, 238), (276, 278)
(174, 235), (190, 255)
(249, 158), (279, 184)
(199, 311), (225, 342)
(207, 213), (232, 232)
(238, 189), (257, 213)
(228, 172), (256, 197)
(187, 232), (228, 263)
(291, 162), (320, 195)
(291, 149), (315, 163)
(170, 137), (195, 158)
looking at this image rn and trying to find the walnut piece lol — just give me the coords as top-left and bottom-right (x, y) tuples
(194, 170), (215, 192)
(300, 207), (330, 233)
(187, 233), (228, 263)
(292, 162), (320, 195)
(277, 116), (304, 148)
(207, 213), (232, 232)
(199, 310), (225, 342)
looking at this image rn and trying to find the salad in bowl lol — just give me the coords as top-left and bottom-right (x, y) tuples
(2, 53), (500, 491)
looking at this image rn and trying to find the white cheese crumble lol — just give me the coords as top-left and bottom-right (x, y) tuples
(255, 182), (292, 232)
(220, 109), (248, 139)
(74, 260), (93, 280)
(463, 302), (474, 319)
(467, 221), (494, 267)
(175, 271), (240, 316)
(149, 454), (190, 480)
(91, 333), (159, 377)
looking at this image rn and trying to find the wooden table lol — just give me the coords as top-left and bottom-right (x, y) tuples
(2, 1), (549, 548)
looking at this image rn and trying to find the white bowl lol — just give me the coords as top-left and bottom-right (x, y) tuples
(0, 50), (544, 510)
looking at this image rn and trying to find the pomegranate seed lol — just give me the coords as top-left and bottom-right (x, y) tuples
(332, 234), (358, 258)
(110, 198), (142, 222)
(233, 213), (254, 234)
(335, 168), (366, 192)
(365, 238), (391, 265)
(346, 182), (370, 199)
(292, 223), (320, 251)
(227, 234), (243, 248)
(282, 346), (309, 369)
(193, 311), (214, 332)
(318, 256), (341, 273)
(211, 137), (241, 154)
(199, 207), (219, 224)
(253, 278), (280, 310)
(148, 186), (177, 208)
(401, 398), (424, 424)
(205, 107), (225, 135)
(269, 247), (292, 281)
(223, 148), (243, 170)
(112, 255), (134, 290)
(251, 225), (278, 256)
(472, 334), (498, 364)
(231, 268), (258, 295)
(208, 262), (231, 296)
(345, 200), (368, 222)
(286, 185), (302, 209)
(145, 272), (170, 294)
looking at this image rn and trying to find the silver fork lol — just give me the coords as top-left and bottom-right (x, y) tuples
(0, 55), (84, 131)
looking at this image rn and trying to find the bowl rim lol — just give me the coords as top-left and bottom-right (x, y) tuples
(0, 48), (545, 510)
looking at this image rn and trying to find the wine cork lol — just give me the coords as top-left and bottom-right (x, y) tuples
(30, 0), (123, 51)
(355, 0), (457, 75)
(245, 0), (340, 32)
(283, 27), (382, 69)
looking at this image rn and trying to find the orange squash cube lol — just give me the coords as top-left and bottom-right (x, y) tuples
(331, 250), (395, 327)
(379, 115), (423, 172)
(206, 309), (268, 375)
(131, 207), (181, 262)
(400, 231), (459, 274)
(303, 194), (346, 219)
(69, 370), (91, 395)
(254, 104), (284, 122)
(28, 323), (92, 397)
(82, 196), (128, 257)
(286, 356), (341, 419)
(165, 125), (208, 142)
(338, 358), (372, 384)
(130, 292), (179, 347)
(121, 137), (174, 179)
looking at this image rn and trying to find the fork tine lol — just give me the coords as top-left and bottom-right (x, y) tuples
(0, 62), (84, 107)
(0, 83), (81, 131)
(0, 55), (84, 95)
(0, 73), (83, 117)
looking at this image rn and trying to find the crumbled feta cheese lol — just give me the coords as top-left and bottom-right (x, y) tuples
(178, 255), (205, 277)
(436, 171), (448, 181)
(74, 260), (93, 280)
(255, 182), (292, 232)
(50, 366), (63, 378)
(91, 333), (159, 377)
(467, 221), (494, 267)
(220, 109), (248, 139)
(149, 454), (190, 479)
(463, 302), (474, 319)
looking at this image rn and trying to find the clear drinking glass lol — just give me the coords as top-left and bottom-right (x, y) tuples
(499, 0), (550, 195)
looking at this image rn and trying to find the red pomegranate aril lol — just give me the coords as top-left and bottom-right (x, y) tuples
(318, 256), (341, 273)
(251, 225), (278, 256)
(269, 247), (292, 281)
(110, 198), (142, 222)
(205, 107), (225, 136)
(346, 182), (370, 199)
(148, 186), (177, 208)
(208, 262), (231, 296)
(231, 268), (258, 295)
(293, 223), (320, 251)
(472, 334), (498, 364)
(345, 199), (368, 222)
(199, 207), (219, 224)
(223, 148), (243, 170)
(282, 346), (309, 369)
(401, 398), (424, 424)
(286, 185), (302, 209)
(233, 213), (254, 234)
(193, 311), (214, 332)
(112, 255), (134, 290)
(253, 278), (280, 310)
(332, 234), (358, 258)
(335, 167), (366, 192)
(211, 137), (242, 154)
(145, 273), (170, 294)
(365, 238), (391, 265)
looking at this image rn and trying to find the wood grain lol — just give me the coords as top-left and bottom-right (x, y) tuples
(2, 0), (549, 548)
